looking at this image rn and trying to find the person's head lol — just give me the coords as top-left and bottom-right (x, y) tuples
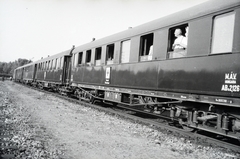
(174, 28), (182, 37)
(185, 26), (189, 37)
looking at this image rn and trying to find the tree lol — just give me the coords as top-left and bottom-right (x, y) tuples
(0, 58), (32, 76)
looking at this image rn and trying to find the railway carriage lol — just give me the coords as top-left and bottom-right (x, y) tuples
(70, 0), (240, 139)
(13, 0), (240, 140)
(13, 62), (36, 84)
(14, 67), (24, 82)
(34, 48), (74, 90)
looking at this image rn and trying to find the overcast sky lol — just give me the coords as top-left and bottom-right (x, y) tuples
(0, 0), (208, 62)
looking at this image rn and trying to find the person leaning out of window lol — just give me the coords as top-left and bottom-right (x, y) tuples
(171, 27), (188, 58)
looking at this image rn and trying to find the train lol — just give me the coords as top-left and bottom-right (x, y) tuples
(14, 0), (240, 140)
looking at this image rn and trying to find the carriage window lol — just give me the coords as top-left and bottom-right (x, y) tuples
(168, 24), (188, 59)
(78, 52), (83, 65)
(74, 53), (78, 67)
(45, 62), (47, 70)
(50, 60), (53, 70)
(50, 60), (52, 70)
(211, 12), (235, 54)
(106, 44), (114, 65)
(59, 57), (63, 69)
(86, 50), (92, 63)
(56, 59), (58, 69)
(45, 61), (48, 70)
(95, 47), (102, 66)
(51, 59), (55, 70)
(55, 59), (57, 69)
(52, 59), (55, 69)
(72, 54), (75, 67)
(48, 61), (51, 70)
(48, 61), (50, 70)
(139, 33), (153, 61)
(121, 40), (131, 63)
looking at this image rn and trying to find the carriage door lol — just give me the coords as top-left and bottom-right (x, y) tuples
(33, 64), (37, 80)
(21, 68), (24, 80)
(62, 56), (72, 84)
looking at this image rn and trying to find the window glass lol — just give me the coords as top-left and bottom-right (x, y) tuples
(59, 57), (63, 69)
(72, 54), (75, 67)
(211, 12), (235, 54)
(121, 40), (131, 63)
(55, 59), (58, 69)
(74, 53), (78, 67)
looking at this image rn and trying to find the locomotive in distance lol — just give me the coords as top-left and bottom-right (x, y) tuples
(14, 0), (240, 140)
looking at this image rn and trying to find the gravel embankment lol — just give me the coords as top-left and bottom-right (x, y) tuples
(0, 81), (239, 159)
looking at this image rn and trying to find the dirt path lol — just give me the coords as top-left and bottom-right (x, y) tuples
(1, 81), (239, 159)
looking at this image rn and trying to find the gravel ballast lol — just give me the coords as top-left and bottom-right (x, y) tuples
(0, 81), (239, 159)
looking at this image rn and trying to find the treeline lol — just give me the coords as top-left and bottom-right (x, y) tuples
(0, 59), (32, 76)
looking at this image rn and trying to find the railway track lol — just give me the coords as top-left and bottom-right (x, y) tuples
(22, 83), (240, 154)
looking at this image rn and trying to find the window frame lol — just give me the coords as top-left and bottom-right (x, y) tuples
(95, 47), (102, 66)
(86, 50), (92, 63)
(167, 24), (188, 59)
(120, 39), (131, 63)
(210, 11), (235, 54)
(78, 52), (83, 65)
(106, 44), (115, 65)
(139, 33), (154, 61)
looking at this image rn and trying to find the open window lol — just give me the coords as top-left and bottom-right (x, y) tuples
(95, 47), (102, 66)
(106, 44), (114, 65)
(139, 33), (153, 61)
(86, 50), (92, 65)
(78, 52), (83, 65)
(47, 61), (50, 70)
(211, 12), (235, 54)
(168, 24), (188, 59)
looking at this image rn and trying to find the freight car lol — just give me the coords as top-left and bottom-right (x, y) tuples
(14, 0), (240, 140)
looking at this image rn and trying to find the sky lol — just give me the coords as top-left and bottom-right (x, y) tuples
(0, 0), (208, 63)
